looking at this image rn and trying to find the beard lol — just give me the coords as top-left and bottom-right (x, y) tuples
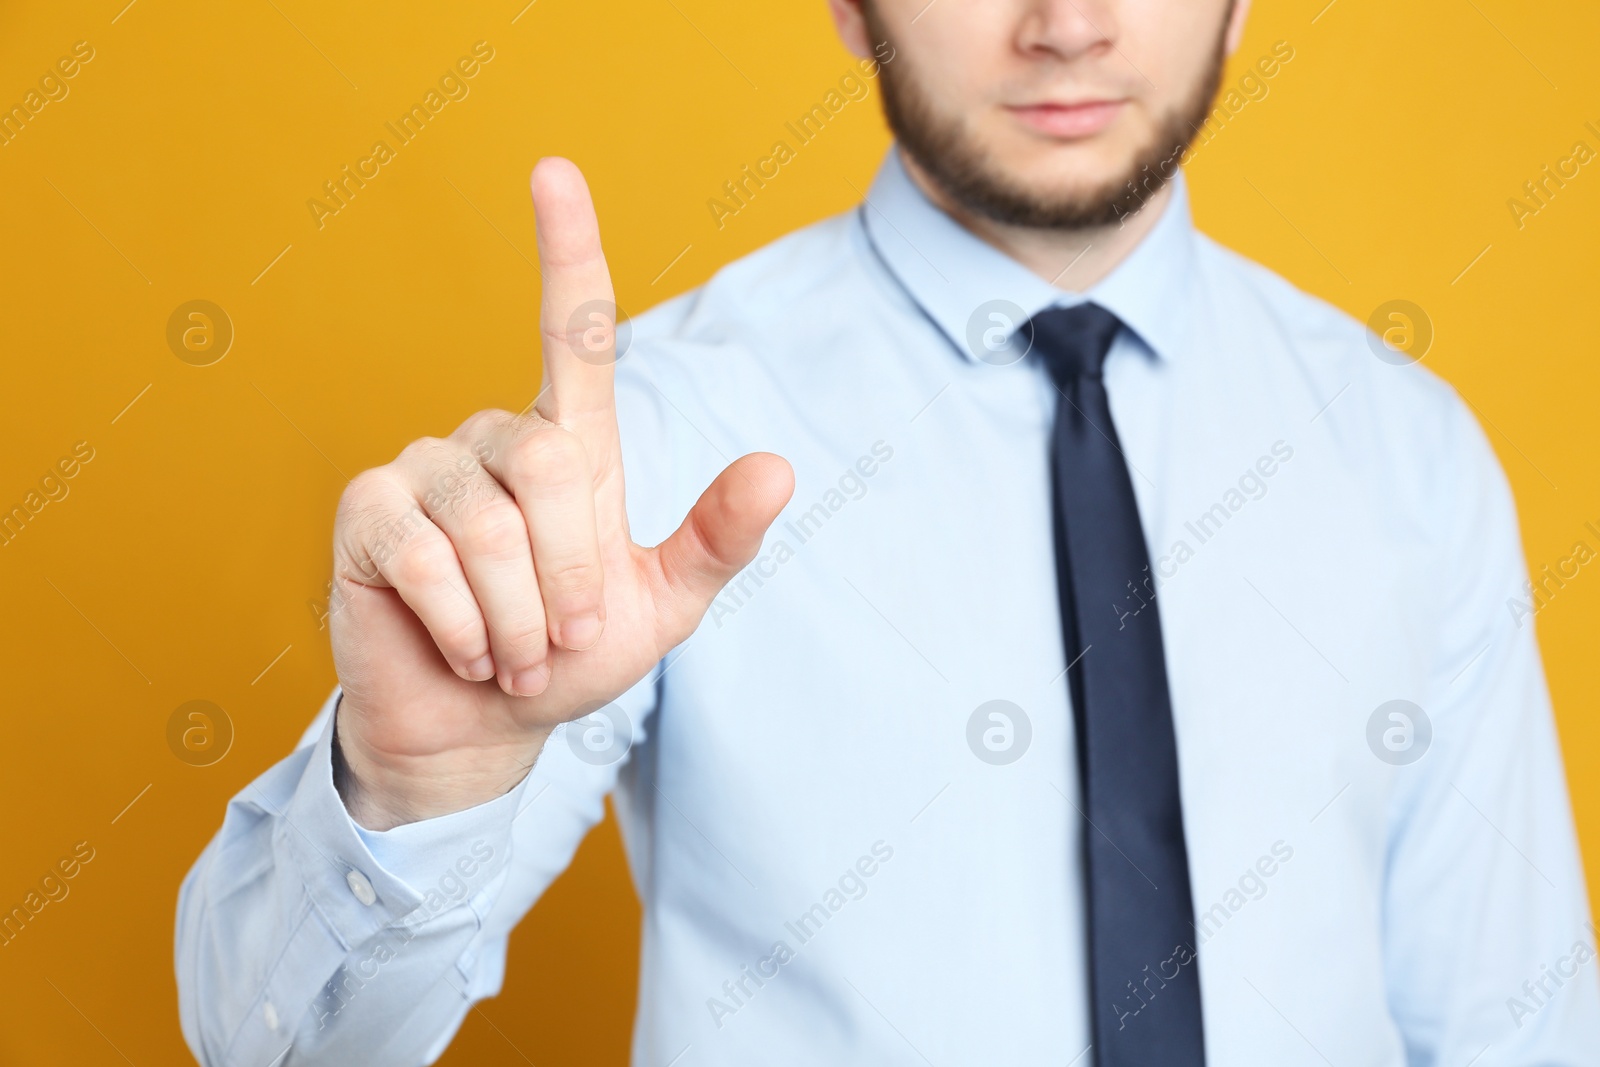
(864, 8), (1229, 230)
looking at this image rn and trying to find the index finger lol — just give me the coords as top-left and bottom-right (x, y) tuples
(531, 157), (620, 442)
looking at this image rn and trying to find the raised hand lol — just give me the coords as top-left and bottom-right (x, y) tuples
(328, 158), (793, 830)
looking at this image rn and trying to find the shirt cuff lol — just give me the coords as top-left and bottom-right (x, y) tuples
(280, 693), (530, 949)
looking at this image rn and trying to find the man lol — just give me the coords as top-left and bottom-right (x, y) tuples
(177, 0), (1600, 1063)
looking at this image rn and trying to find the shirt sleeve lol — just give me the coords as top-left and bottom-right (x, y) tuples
(1382, 397), (1600, 1063)
(175, 665), (661, 1066)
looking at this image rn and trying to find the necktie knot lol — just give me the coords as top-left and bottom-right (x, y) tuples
(1030, 302), (1123, 386)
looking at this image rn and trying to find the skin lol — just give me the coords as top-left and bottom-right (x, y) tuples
(334, 0), (1249, 830)
(834, 0), (1249, 287)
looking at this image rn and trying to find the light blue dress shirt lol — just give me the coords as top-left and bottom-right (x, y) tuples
(177, 149), (1600, 1066)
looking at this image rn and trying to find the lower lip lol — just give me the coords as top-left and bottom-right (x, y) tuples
(1007, 101), (1125, 139)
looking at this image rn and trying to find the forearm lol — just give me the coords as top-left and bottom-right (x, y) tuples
(176, 693), (528, 1066)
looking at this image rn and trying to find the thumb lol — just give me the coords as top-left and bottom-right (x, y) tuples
(650, 452), (795, 648)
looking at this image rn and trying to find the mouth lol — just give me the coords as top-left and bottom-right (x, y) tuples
(1004, 99), (1127, 139)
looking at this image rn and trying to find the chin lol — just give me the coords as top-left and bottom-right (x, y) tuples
(987, 145), (1135, 203)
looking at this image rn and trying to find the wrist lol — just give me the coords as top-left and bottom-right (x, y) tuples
(333, 704), (549, 831)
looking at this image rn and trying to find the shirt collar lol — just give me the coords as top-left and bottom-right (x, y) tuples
(858, 147), (1199, 364)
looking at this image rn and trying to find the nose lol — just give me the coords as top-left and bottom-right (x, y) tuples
(1014, 0), (1119, 63)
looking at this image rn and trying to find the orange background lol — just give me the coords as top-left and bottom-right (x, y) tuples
(1, 0), (1597, 1062)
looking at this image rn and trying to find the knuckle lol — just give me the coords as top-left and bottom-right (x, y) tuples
(455, 413), (513, 466)
(433, 615), (487, 659)
(398, 434), (441, 459)
(399, 435), (455, 470)
(392, 538), (457, 590)
(538, 321), (581, 352)
(539, 554), (603, 596)
(454, 408), (509, 442)
(511, 427), (589, 487)
(337, 468), (388, 517)
(499, 616), (550, 661)
(459, 502), (528, 559)
(336, 473), (411, 556)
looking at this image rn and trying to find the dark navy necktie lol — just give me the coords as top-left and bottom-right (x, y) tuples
(1031, 303), (1205, 1065)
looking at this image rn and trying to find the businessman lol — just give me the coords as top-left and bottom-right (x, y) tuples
(177, 0), (1600, 1063)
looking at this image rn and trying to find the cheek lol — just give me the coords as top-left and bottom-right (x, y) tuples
(1127, 2), (1231, 102)
(886, 10), (1005, 114)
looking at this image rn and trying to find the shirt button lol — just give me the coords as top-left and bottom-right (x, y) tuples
(263, 1000), (280, 1031)
(346, 869), (377, 906)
